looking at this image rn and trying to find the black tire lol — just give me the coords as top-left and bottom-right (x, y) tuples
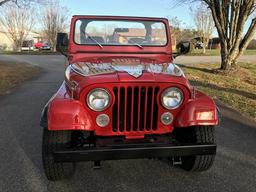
(42, 128), (76, 181)
(174, 126), (216, 171)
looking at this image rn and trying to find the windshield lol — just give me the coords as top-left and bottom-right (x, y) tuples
(74, 19), (168, 47)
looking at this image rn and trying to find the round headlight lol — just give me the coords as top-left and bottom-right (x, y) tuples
(87, 88), (111, 111)
(161, 87), (183, 109)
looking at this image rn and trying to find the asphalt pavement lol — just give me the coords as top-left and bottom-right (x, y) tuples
(0, 55), (255, 192)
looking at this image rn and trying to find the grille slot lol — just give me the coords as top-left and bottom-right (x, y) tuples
(112, 86), (159, 132)
(112, 87), (118, 132)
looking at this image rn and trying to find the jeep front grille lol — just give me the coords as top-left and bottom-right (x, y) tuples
(112, 86), (160, 132)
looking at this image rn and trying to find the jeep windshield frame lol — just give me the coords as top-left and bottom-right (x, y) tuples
(73, 18), (168, 47)
(68, 16), (172, 61)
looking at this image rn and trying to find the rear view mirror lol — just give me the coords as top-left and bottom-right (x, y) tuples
(56, 33), (68, 56)
(114, 28), (129, 33)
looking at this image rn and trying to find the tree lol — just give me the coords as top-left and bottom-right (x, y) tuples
(169, 17), (182, 49)
(41, 1), (69, 51)
(178, 0), (256, 70)
(0, 5), (35, 51)
(190, 2), (215, 53)
(205, 0), (256, 70)
(168, 16), (200, 51)
(0, 0), (10, 6)
(0, 0), (13, 6)
(0, 0), (41, 6)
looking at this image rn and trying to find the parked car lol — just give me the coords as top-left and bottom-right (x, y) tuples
(40, 42), (51, 50)
(195, 41), (204, 49)
(34, 42), (51, 50)
(34, 42), (43, 49)
(21, 40), (34, 51)
(40, 15), (219, 181)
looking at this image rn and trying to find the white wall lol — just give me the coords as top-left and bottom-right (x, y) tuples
(0, 31), (13, 50)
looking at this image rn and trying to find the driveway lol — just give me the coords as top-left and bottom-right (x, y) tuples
(174, 55), (256, 64)
(0, 55), (256, 192)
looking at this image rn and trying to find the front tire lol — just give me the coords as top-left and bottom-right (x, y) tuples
(42, 128), (76, 181)
(174, 126), (216, 171)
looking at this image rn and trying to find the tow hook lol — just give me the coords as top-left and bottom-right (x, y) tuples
(171, 156), (182, 165)
(93, 161), (101, 169)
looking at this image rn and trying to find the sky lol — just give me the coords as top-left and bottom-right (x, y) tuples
(61, 0), (254, 38)
(62, 0), (194, 28)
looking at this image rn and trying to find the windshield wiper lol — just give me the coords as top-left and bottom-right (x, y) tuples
(129, 40), (143, 49)
(82, 30), (103, 49)
(118, 34), (143, 49)
(87, 35), (103, 49)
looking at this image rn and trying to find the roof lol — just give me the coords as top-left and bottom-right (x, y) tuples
(72, 15), (168, 21)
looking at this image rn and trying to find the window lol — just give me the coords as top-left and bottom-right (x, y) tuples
(74, 19), (167, 46)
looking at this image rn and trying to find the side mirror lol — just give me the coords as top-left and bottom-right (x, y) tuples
(56, 33), (68, 56)
(176, 41), (190, 55)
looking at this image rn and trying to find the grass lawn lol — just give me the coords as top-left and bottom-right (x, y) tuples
(188, 49), (256, 56)
(181, 62), (256, 121)
(0, 61), (41, 95)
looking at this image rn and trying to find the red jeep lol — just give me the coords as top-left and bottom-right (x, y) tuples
(40, 15), (219, 181)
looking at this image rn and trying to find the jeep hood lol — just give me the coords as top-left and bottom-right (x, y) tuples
(70, 57), (184, 78)
(66, 57), (191, 91)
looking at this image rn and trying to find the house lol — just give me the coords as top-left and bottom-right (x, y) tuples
(208, 38), (221, 49)
(0, 25), (41, 51)
(247, 39), (256, 49)
(0, 25), (12, 50)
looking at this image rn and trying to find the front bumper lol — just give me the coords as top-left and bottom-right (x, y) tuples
(53, 143), (216, 162)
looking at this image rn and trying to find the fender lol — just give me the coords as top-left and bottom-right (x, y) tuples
(40, 104), (48, 128)
(40, 83), (93, 131)
(174, 91), (219, 127)
(40, 92), (56, 128)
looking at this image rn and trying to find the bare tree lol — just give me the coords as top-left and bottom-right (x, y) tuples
(0, 5), (35, 51)
(0, 0), (42, 6)
(190, 2), (215, 53)
(169, 17), (200, 51)
(41, 1), (69, 51)
(0, 0), (10, 6)
(169, 17), (182, 49)
(176, 0), (256, 70)
(205, 0), (256, 70)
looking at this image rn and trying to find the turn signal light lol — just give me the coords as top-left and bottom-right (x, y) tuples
(196, 111), (214, 120)
(96, 114), (110, 127)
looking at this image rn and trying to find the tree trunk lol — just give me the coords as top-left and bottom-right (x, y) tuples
(220, 42), (238, 70)
(220, 41), (231, 70)
(53, 44), (57, 52)
(13, 40), (21, 52)
(173, 36), (177, 50)
(203, 44), (206, 54)
(220, 55), (231, 70)
(220, 55), (238, 70)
